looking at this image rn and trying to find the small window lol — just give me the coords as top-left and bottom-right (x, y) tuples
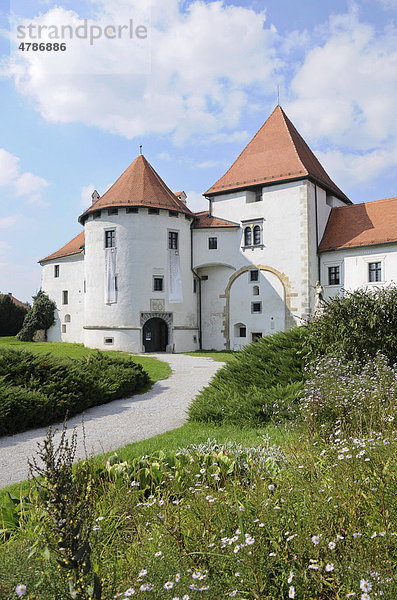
(244, 227), (252, 246)
(54, 265), (59, 278)
(126, 207), (138, 213)
(253, 285), (259, 296)
(84, 280), (86, 293)
(239, 327), (246, 337)
(61, 324), (66, 333)
(148, 208), (159, 215)
(64, 314), (71, 323)
(108, 208), (118, 215)
(185, 214), (191, 220)
(209, 237), (217, 250)
(252, 302), (262, 313)
(93, 210), (101, 219)
(255, 189), (262, 202)
(62, 290), (68, 305)
(369, 262), (382, 282)
(169, 231), (178, 249)
(328, 266), (340, 286)
(251, 332), (262, 342)
(169, 210), (178, 217)
(193, 279), (197, 293)
(253, 225), (261, 245)
(105, 230), (116, 248)
(115, 276), (118, 292)
(104, 337), (114, 345)
(250, 270), (259, 282)
(153, 276), (164, 291)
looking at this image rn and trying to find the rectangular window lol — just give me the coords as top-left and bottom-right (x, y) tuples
(250, 270), (259, 282)
(369, 262), (382, 282)
(251, 302), (262, 313)
(61, 324), (66, 333)
(148, 208), (159, 215)
(208, 237), (217, 249)
(169, 210), (178, 217)
(239, 327), (246, 337)
(255, 189), (262, 202)
(108, 208), (118, 215)
(328, 266), (340, 286)
(93, 210), (101, 219)
(84, 280), (86, 293)
(169, 231), (178, 249)
(105, 230), (116, 248)
(153, 276), (164, 291)
(54, 265), (59, 278)
(252, 332), (262, 342)
(115, 276), (118, 292)
(193, 278), (197, 293)
(104, 337), (114, 345)
(126, 207), (138, 213)
(62, 290), (68, 305)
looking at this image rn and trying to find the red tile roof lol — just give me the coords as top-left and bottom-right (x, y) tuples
(320, 197), (397, 252)
(192, 211), (239, 229)
(3, 293), (30, 310)
(205, 106), (350, 203)
(79, 155), (193, 223)
(39, 232), (85, 263)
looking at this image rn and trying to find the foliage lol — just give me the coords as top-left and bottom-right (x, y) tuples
(0, 294), (28, 337)
(0, 426), (396, 600)
(17, 290), (56, 342)
(188, 327), (307, 426)
(305, 284), (397, 364)
(301, 352), (397, 438)
(0, 348), (149, 435)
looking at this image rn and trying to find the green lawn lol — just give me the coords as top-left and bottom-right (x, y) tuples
(181, 349), (236, 362)
(0, 336), (171, 383)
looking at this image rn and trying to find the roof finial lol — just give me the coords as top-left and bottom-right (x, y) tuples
(277, 85), (280, 106)
(139, 144), (143, 155)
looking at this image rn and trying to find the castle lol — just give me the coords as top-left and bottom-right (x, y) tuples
(40, 106), (397, 352)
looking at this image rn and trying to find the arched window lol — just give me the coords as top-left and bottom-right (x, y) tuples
(234, 323), (246, 338)
(253, 225), (261, 245)
(253, 285), (259, 296)
(244, 227), (252, 246)
(64, 314), (71, 323)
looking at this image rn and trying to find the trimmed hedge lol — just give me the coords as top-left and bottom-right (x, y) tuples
(0, 348), (150, 435)
(188, 327), (307, 426)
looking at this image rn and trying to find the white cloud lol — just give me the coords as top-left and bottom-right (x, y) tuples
(80, 184), (96, 209)
(0, 216), (17, 228)
(2, 0), (281, 143)
(185, 190), (208, 213)
(0, 149), (49, 204)
(196, 160), (228, 169)
(157, 152), (172, 161)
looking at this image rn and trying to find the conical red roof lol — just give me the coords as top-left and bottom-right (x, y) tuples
(39, 232), (85, 263)
(205, 106), (350, 202)
(79, 155), (193, 223)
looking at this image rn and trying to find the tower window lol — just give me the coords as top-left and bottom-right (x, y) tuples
(93, 210), (101, 219)
(54, 265), (59, 278)
(253, 225), (261, 245)
(108, 208), (118, 215)
(249, 270), (259, 282)
(252, 332), (262, 342)
(328, 266), (340, 286)
(105, 230), (116, 248)
(153, 277), (164, 291)
(62, 290), (68, 305)
(369, 262), (382, 282)
(253, 285), (259, 296)
(148, 208), (159, 215)
(169, 231), (178, 249)
(244, 227), (252, 246)
(126, 207), (138, 213)
(208, 237), (217, 249)
(251, 301), (262, 313)
(169, 210), (178, 217)
(255, 189), (262, 202)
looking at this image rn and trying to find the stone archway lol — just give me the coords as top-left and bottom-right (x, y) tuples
(140, 312), (173, 352)
(220, 265), (295, 350)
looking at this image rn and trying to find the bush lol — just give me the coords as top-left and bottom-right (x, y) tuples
(0, 348), (150, 435)
(0, 295), (28, 336)
(305, 284), (397, 364)
(301, 352), (397, 438)
(188, 327), (307, 426)
(17, 290), (56, 342)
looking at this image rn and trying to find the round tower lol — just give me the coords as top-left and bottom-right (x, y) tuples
(78, 155), (199, 353)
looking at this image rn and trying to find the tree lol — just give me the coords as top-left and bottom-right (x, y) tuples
(17, 290), (56, 341)
(0, 294), (29, 336)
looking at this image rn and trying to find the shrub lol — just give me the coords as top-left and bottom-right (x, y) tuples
(17, 290), (56, 342)
(301, 352), (397, 438)
(305, 284), (397, 364)
(0, 295), (28, 336)
(0, 348), (149, 435)
(188, 327), (307, 426)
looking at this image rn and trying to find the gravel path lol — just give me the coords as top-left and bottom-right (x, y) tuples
(0, 353), (223, 488)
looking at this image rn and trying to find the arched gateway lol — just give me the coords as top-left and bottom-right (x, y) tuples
(143, 317), (168, 352)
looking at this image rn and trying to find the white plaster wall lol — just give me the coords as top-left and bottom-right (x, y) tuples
(320, 243), (397, 301)
(83, 208), (198, 352)
(198, 265), (234, 350)
(41, 254), (85, 343)
(229, 269), (285, 350)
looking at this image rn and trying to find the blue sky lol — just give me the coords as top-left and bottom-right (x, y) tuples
(1, 0), (397, 302)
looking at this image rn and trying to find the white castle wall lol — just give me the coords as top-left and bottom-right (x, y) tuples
(41, 254), (85, 343)
(83, 208), (199, 352)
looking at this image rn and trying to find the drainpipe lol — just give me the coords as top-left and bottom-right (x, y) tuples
(190, 218), (202, 349)
(314, 184), (321, 285)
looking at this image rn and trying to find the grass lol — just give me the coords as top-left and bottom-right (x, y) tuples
(181, 349), (236, 362)
(0, 336), (171, 383)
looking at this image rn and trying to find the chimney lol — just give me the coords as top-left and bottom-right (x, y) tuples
(91, 190), (100, 204)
